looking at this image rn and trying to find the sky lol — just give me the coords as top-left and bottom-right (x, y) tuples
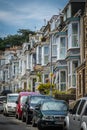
(0, 0), (68, 38)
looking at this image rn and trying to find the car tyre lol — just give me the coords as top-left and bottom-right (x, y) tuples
(32, 119), (36, 127)
(37, 121), (44, 130)
(18, 114), (21, 120)
(22, 114), (26, 122)
(15, 114), (18, 119)
(26, 115), (30, 124)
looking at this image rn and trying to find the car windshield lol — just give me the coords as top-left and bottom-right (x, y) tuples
(41, 101), (68, 111)
(21, 96), (27, 104)
(7, 95), (18, 103)
(31, 96), (46, 104)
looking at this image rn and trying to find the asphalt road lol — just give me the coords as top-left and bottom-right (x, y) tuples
(0, 114), (37, 130)
(0, 114), (62, 130)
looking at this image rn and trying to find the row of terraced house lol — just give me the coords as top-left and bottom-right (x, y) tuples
(0, 0), (87, 99)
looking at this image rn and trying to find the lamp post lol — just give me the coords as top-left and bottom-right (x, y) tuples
(50, 34), (53, 96)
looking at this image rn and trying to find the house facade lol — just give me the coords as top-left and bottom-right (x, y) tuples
(0, 0), (87, 99)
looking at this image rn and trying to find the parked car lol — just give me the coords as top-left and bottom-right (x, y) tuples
(3, 93), (19, 116)
(63, 97), (87, 130)
(15, 91), (39, 120)
(1, 90), (12, 96)
(32, 99), (68, 130)
(0, 96), (6, 113)
(22, 94), (53, 124)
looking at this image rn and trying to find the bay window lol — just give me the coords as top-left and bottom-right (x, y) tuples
(57, 36), (66, 59)
(43, 46), (49, 65)
(68, 60), (79, 88)
(55, 70), (66, 91)
(68, 22), (79, 49)
(60, 70), (66, 91)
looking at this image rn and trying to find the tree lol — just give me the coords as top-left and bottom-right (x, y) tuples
(0, 29), (35, 50)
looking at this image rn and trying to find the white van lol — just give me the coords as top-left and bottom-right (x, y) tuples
(3, 93), (19, 116)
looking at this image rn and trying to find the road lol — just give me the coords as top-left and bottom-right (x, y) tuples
(0, 114), (61, 130)
(0, 114), (37, 130)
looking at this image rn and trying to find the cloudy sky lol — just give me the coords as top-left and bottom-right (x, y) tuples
(0, 0), (68, 37)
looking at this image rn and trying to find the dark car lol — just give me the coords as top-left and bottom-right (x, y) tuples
(22, 94), (53, 124)
(32, 99), (69, 130)
(0, 96), (6, 113)
(1, 90), (12, 96)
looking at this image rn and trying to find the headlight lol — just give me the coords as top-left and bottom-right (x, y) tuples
(42, 115), (54, 121)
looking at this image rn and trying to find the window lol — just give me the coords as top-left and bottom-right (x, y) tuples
(83, 105), (87, 115)
(77, 100), (85, 115)
(72, 100), (81, 114)
(72, 60), (78, 86)
(57, 36), (66, 60)
(60, 71), (66, 91)
(44, 46), (49, 65)
(38, 47), (42, 64)
(51, 35), (57, 57)
(68, 60), (79, 88)
(68, 22), (79, 49)
(79, 74), (81, 94)
(59, 37), (66, 59)
(52, 45), (57, 56)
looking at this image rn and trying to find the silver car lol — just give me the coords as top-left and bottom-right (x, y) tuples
(64, 97), (87, 130)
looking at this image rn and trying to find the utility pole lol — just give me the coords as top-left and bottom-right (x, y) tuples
(50, 34), (53, 96)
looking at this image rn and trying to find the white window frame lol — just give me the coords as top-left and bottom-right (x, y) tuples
(57, 36), (67, 60)
(43, 45), (49, 65)
(59, 70), (67, 91)
(68, 21), (79, 49)
(68, 60), (79, 88)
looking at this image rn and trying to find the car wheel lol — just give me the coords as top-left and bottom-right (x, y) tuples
(37, 121), (44, 130)
(32, 119), (36, 127)
(15, 114), (18, 119)
(22, 114), (26, 122)
(26, 115), (30, 124)
(18, 114), (21, 120)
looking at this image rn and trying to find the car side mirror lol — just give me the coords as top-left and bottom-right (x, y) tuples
(16, 101), (18, 104)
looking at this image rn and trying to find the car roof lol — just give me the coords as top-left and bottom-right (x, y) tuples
(78, 97), (87, 100)
(7, 93), (19, 96)
(19, 91), (40, 96)
(29, 94), (52, 97)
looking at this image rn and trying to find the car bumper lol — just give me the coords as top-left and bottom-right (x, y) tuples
(38, 120), (64, 128)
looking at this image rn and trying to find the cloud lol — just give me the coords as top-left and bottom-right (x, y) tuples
(0, 1), (61, 27)
(0, 0), (68, 37)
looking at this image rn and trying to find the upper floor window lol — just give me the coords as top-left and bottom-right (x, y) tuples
(51, 20), (55, 31)
(36, 46), (42, 64)
(51, 35), (57, 57)
(68, 22), (79, 49)
(57, 36), (67, 59)
(64, 5), (71, 21)
(44, 46), (49, 65)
